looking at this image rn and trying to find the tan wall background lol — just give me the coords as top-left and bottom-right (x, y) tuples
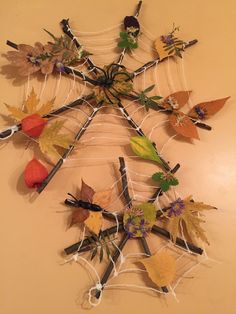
(0, 0), (236, 313)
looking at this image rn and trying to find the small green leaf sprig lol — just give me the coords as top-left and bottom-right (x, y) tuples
(134, 85), (162, 111)
(130, 136), (179, 192)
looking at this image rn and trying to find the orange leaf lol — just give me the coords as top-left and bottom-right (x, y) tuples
(169, 112), (199, 139)
(84, 212), (103, 235)
(80, 180), (95, 202)
(92, 189), (112, 209)
(188, 97), (230, 120)
(163, 91), (191, 110)
(139, 251), (176, 287)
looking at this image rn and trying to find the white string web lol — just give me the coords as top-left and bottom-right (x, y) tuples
(0, 12), (216, 308)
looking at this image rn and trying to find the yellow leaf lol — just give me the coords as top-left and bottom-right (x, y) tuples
(155, 37), (175, 61)
(39, 121), (72, 158)
(36, 98), (55, 116)
(140, 252), (176, 287)
(84, 212), (103, 235)
(4, 88), (54, 121)
(23, 88), (40, 114)
(4, 104), (28, 121)
(167, 197), (216, 244)
(93, 189), (112, 209)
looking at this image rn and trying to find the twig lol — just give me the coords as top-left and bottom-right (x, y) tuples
(60, 19), (98, 74)
(64, 224), (124, 255)
(5, 41), (98, 86)
(151, 225), (203, 255)
(139, 237), (168, 293)
(37, 102), (103, 193)
(132, 39), (198, 77)
(95, 232), (129, 299)
(125, 94), (212, 131)
(117, 1), (143, 65)
(0, 94), (94, 140)
(119, 157), (132, 207)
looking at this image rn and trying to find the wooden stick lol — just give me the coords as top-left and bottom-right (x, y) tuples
(119, 157), (132, 208)
(139, 237), (168, 293)
(37, 102), (103, 193)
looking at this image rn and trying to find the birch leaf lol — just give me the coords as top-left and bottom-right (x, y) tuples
(140, 252), (176, 287)
(39, 121), (72, 158)
(130, 136), (163, 165)
(84, 211), (103, 235)
(93, 189), (112, 209)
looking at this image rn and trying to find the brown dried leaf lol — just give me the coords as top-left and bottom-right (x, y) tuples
(188, 97), (230, 120)
(140, 251), (176, 287)
(93, 189), (112, 209)
(169, 112), (199, 139)
(163, 91), (191, 110)
(70, 208), (89, 227)
(80, 180), (95, 202)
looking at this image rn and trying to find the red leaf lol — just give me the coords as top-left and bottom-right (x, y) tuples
(80, 180), (95, 202)
(169, 112), (199, 139)
(24, 158), (48, 188)
(163, 91), (191, 110)
(188, 97), (230, 120)
(70, 208), (89, 227)
(21, 113), (46, 137)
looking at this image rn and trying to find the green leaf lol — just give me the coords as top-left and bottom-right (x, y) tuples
(130, 136), (163, 165)
(160, 180), (170, 192)
(152, 172), (164, 182)
(120, 32), (128, 40)
(168, 177), (179, 186)
(143, 85), (155, 93)
(150, 96), (162, 100)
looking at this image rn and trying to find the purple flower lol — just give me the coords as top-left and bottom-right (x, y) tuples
(168, 198), (185, 217)
(194, 106), (206, 119)
(161, 35), (174, 45)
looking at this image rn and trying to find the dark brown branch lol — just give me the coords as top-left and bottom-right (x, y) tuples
(64, 223), (124, 255)
(0, 94), (94, 140)
(95, 232), (129, 299)
(60, 19), (98, 75)
(132, 39), (198, 77)
(6, 41), (98, 86)
(151, 225), (203, 255)
(117, 101), (172, 172)
(119, 157), (132, 208)
(139, 237), (168, 293)
(125, 94), (212, 131)
(37, 102), (103, 193)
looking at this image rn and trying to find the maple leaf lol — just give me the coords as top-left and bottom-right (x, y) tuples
(166, 196), (216, 244)
(39, 120), (72, 158)
(5, 88), (54, 121)
(139, 251), (176, 287)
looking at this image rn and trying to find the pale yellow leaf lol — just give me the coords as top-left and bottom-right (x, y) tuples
(154, 37), (175, 61)
(23, 88), (40, 114)
(36, 98), (55, 116)
(140, 252), (176, 287)
(84, 212), (103, 235)
(4, 104), (28, 121)
(93, 189), (112, 209)
(39, 121), (72, 158)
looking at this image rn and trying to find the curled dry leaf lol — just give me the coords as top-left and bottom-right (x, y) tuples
(188, 97), (230, 120)
(169, 112), (199, 139)
(139, 251), (176, 287)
